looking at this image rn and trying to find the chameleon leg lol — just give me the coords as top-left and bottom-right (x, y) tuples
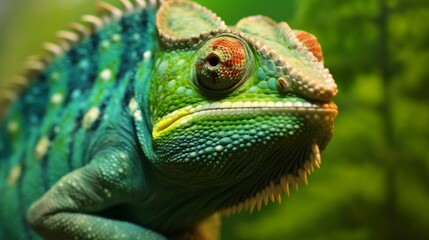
(26, 148), (166, 240)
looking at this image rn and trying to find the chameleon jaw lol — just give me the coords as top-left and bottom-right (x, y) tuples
(152, 101), (338, 139)
(219, 142), (322, 216)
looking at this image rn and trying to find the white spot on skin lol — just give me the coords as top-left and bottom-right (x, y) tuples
(100, 68), (112, 81)
(128, 98), (138, 114)
(101, 40), (110, 49)
(143, 50), (151, 62)
(7, 164), (22, 186)
(51, 92), (63, 105)
(133, 110), (143, 121)
(35, 136), (50, 161)
(82, 107), (100, 128)
(215, 145), (224, 152)
(119, 152), (126, 160)
(112, 34), (121, 42)
(7, 120), (19, 134)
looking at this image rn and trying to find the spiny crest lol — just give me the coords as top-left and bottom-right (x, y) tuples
(236, 17), (338, 102)
(0, 0), (164, 121)
(156, 1), (337, 102)
(220, 143), (322, 216)
(156, 0), (227, 49)
(293, 30), (324, 63)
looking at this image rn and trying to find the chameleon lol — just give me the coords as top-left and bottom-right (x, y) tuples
(0, 0), (338, 239)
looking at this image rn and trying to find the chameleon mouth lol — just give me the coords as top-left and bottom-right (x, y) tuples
(219, 142), (322, 216)
(152, 100), (338, 139)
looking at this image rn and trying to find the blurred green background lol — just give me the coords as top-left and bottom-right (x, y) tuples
(0, 0), (428, 239)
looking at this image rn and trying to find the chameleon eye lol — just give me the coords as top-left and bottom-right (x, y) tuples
(293, 30), (324, 62)
(194, 36), (252, 93)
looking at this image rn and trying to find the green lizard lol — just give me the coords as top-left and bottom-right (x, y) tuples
(0, 0), (338, 239)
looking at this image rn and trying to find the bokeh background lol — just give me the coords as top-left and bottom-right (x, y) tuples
(0, 0), (428, 239)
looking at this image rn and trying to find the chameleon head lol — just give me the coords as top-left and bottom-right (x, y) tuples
(147, 0), (338, 212)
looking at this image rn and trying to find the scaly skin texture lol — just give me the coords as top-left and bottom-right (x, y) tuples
(0, 0), (338, 239)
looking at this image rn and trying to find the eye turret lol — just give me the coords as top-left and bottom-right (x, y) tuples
(194, 36), (252, 93)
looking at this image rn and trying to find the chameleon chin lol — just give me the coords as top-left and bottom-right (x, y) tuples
(0, 0), (338, 239)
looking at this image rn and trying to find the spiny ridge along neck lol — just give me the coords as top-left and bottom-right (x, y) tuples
(219, 143), (321, 216)
(0, 0), (162, 121)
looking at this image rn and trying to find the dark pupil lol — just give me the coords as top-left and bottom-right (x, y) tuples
(207, 54), (220, 67)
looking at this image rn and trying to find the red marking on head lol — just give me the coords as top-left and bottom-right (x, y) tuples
(294, 30), (323, 62)
(209, 38), (246, 79)
(196, 37), (249, 91)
